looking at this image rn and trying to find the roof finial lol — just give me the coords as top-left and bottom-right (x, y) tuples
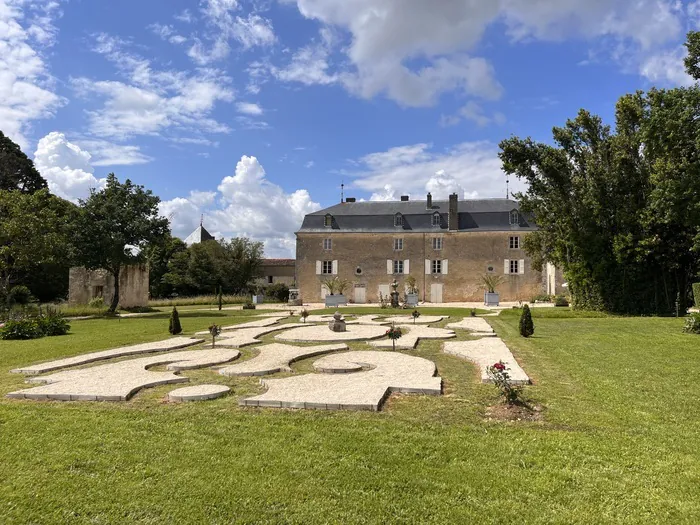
(506, 176), (510, 200)
(341, 181), (345, 203)
(200, 214), (203, 227)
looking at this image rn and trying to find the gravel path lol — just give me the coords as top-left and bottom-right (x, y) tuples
(219, 343), (348, 376)
(274, 324), (387, 342)
(168, 384), (231, 402)
(368, 325), (455, 349)
(443, 339), (530, 384)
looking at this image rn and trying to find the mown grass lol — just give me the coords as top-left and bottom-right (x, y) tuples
(1, 308), (699, 524)
(148, 295), (252, 307)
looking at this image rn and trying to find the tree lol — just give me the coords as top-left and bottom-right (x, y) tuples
(73, 174), (169, 313)
(519, 305), (534, 337)
(169, 307), (182, 335)
(0, 131), (47, 193)
(217, 286), (223, 311)
(145, 234), (187, 298)
(0, 189), (76, 298)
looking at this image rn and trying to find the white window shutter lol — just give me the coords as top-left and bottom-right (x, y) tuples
(332, 260), (338, 275)
(404, 260), (410, 274)
(504, 259), (510, 274)
(387, 260), (393, 275)
(316, 261), (322, 275)
(519, 259), (525, 275)
(442, 259), (448, 275)
(425, 259), (431, 275)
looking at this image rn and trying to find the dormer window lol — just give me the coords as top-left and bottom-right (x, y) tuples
(394, 213), (403, 227)
(432, 212), (441, 227)
(509, 209), (519, 226)
(324, 214), (333, 228)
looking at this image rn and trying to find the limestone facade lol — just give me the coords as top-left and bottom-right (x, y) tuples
(68, 264), (149, 307)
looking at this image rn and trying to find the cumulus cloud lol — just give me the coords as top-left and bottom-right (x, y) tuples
(352, 141), (522, 201)
(160, 155), (321, 257)
(441, 101), (507, 128)
(0, 0), (64, 148)
(236, 102), (263, 115)
(33, 132), (106, 202)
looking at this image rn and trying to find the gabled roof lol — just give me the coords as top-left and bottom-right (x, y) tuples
(298, 198), (536, 233)
(184, 225), (215, 245)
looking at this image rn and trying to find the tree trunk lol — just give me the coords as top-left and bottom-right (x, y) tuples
(109, 268), (120, 313)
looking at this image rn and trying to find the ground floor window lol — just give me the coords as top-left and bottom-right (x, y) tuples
(393, 260), (404, 274)
(322, 261), (333, 274)
(431, 260), (442, 274)
(510, 260), (519, 274)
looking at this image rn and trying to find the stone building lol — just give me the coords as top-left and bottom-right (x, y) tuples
(68, 265), (149, 308)
(295, 193), (562, 303)
(255, 259), (295, 287)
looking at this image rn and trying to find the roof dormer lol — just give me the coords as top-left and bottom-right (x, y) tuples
(394, 213), (404, 227)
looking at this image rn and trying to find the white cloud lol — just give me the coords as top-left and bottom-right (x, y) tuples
(148, 23), (187, 45)
(0, 0), (64, 148)
(236, 102), (263, 115)
(231, 13), (276, 49)
(76, 139), (152, 166)
(160, 155), (321, 257)
(174, 9), (194, 23)
(441, 101), (507, 127)
(33, 132), (107, 202)
(352, 141), (522, 201)
(279, 0), (689, 105)
(640, 46), (695, 87)
(72, 34), (234, 140)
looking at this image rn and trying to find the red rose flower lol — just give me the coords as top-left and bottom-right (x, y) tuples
(493, 362), (506, 371)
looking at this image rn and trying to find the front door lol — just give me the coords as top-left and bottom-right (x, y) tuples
(378, 284), (390, 303)
(430, 283), (443, 303)
(354, 285), (366, 304)
(320, 285), (329, 300)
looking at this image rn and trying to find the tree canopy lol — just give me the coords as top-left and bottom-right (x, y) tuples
(0, 131), (47, 193)
(73, 174), (169, 312)
(499, 32), (700, 314)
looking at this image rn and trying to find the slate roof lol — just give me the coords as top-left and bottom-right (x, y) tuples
(184, 225), (216, 245)
(298, 198), (536, 233)
(262, 259), (295, 267)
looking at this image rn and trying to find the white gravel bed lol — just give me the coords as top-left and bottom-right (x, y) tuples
(368, 325), (455, 349)
(383, 315), (447, 324)
(7, 349), (241, 402)
(10, 337), (205, 375)
(194, 316), (287, 335)
(274, 324), (387, 342)
(241, 351), (442, 411)
(445, 317), (494, 333)
(167, 384), (230, 402)
(219, 343), (348, 376)
(443, 339), (530, 385)
(201, 323), (308, 348)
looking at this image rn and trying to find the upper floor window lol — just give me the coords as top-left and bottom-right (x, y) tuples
(509, 209), (519, 225)
(393, 260), (405, 274)
(432, 212), (441, 227)
(322, 260), (333, 274)
(394, 238), (404, 251)
(509, 236), (520, 249)
(324, 214), (333, 228)
(432, 259), (442, 274)
(323, 238), (332, 250)
(432, 237), (443, 250)
(394, 213), (403, 227)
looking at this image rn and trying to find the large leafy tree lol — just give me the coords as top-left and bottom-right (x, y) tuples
(0, 190), (76, 299)
(0, 131), (47, 193)
(499, 32), (700, 314)
(73, 174), (169, 312)
(145, 234), (187, 298)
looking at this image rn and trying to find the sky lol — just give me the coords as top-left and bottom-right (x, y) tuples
(2, 0), (698, 257)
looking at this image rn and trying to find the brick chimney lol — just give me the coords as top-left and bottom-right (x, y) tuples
(448, 193), (458, 231)
(426, 192), (432, 209)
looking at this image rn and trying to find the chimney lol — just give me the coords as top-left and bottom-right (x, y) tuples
(400, 195), (409, 202)
(345, 197), (356, 203)
(448, 193), (458, 231)
(426, 192), (432, 209)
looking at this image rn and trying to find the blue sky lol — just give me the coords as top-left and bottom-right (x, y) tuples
(2, 0), (697, 256)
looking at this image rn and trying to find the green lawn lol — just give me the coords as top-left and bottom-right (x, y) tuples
(1, 308), (699, 524)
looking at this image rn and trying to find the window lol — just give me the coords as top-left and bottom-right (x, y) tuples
(432, 260), (442, 274)
(509, 236), (520, 249)
(393, 260), (404, 274)
(324, 214), (333, 228)
(432, 237), (443, 250)
(92, 286), (104, 298)
(322, 261), (333, 274)
(267, 276), (273, 284)
(509, 260), (519, 274)
(432, 213), (441, 227)
(394, 213), (403, 227)
(509, 209), (519, 225)
(323, 238), (332, 250)
(394, 238), (404, 251)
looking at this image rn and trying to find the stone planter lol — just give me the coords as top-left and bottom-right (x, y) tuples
(287, 288), (302, 306)
(252, 295), (265, 304)
(325, 294), (347, 307)
(484, 292), (500, 306)
(405, 293), (419, 306)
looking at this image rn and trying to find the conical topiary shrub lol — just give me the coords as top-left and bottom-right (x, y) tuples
(519, 304), (534, 338)
(169, 307), (182, 335)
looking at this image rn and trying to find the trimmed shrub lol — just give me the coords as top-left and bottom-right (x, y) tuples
(217, 287), (223, 311)
(693, 283), (700, 308)
(38, 312), (70, 336)
(169, 307), (182, 335)
(519, 304), (535, 337)
(7, 286), (32, 306)
(0, 318), (42, 340)
(242, 302), (256, 310)
(683, 313), (700, 334)
(554, 295), (569, 307)
(266, 283), (290, 303)
(88, 296), (105, 308)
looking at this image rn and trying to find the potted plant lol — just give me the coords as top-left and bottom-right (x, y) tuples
(481, 274), (505, 307)
(322, 277), (349, 307)
(404, 276), (419, 306)
(252, 286), (265, 305)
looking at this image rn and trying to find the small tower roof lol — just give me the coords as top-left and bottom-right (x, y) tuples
(184, 225), (215, 245)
